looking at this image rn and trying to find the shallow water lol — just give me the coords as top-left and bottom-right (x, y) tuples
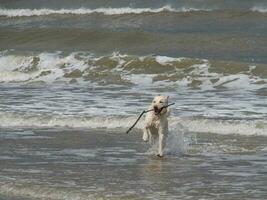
(0, 128), (267, 200)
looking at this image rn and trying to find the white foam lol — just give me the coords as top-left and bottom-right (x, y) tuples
(0, 6), (210, 17)
(155, 55), (183, 65)
(213, 74), (263, 90)
(176, 62), (216, 90)
(176, 118), (267, 136)
(127, 74), (154, 87)
(0, 113), (136, 129)
(251, 6), (267, 13)
(0, 71), (38, 82)
(0, 55), (33, 71)
(0, 112), (266, 136)
(0, 52), (265, 91)
(174, 61), (266, 91)
(0, 52), (88, 83)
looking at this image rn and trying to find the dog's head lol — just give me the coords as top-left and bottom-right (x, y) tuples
(151, 95), (169, 115)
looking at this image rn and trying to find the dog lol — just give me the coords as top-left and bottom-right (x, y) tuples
(143, 95), (170, 157)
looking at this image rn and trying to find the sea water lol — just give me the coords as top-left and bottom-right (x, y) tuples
(0, 0), (267, 199)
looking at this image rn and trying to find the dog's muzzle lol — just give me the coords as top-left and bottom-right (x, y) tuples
(153, 106), (162, 115)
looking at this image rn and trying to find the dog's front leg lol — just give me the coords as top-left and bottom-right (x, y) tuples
(157, 128), (166, 157)
(143, 127), (150, 142)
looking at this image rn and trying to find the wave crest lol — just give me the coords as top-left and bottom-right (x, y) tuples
(0, 51), (265, 91)
(0, 6), (210, 17)
(251, 6), (267, 13)
(0, 112), (266, 136)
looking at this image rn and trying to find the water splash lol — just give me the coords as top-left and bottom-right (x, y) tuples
(166, 123), (190, 155)
(146, 123), (190, 156)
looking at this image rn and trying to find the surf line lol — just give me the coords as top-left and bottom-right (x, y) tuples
(126, 103), (175, 134)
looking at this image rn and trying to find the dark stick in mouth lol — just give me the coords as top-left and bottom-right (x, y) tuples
(126, 103), (175, 134)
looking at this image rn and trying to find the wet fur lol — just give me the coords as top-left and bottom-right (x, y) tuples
(143, 96), (170, 157)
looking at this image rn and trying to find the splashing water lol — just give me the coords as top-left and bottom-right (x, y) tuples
(166, 123), (190, 155)
(146, 123), (189, 156)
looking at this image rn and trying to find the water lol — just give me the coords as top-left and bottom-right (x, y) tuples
(0, 0), (267, 199)
(1, 128), (267, 200)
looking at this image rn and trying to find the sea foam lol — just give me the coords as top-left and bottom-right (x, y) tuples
(0, 112), (266, 136)
(0, 6), (209, 17)
(0, 51), (265, 92)
(251, 6), (267, 13)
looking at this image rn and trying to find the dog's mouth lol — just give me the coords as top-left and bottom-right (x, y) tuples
(153, 106), (162, 115)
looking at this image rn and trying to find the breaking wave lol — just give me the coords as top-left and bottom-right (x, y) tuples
(0, 112), (266, 136)
(2, 6), (267, 18)
(251, 6), (267, 13)
(0, 51), (266, 90)
(0, 6), (210, 17)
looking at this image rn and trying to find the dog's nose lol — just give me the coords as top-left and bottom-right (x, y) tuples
(153, 106), (158, 110)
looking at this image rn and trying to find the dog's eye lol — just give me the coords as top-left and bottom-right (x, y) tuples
(153, 101), (156, 103)
(159, 101), (163, 103)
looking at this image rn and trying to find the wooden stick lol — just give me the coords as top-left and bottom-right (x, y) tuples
(126, 103), (175, 134)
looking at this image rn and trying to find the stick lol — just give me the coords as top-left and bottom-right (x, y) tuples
(126, 103), (175, 134)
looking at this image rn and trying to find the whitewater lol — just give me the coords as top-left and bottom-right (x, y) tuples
(1, 5), (267, 18)
(0, 6), (209, 17)
(0, 51), (266, 137)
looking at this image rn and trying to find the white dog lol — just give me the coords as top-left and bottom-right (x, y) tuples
(143, 96), (170, 157)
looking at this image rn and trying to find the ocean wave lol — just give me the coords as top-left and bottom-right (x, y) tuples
(0, 6), (211, 17)
(2, 6), (267, 17)
(0, 51), (266, 90)
(251, 6), (267, 13)
(0, 112), (266, 136)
